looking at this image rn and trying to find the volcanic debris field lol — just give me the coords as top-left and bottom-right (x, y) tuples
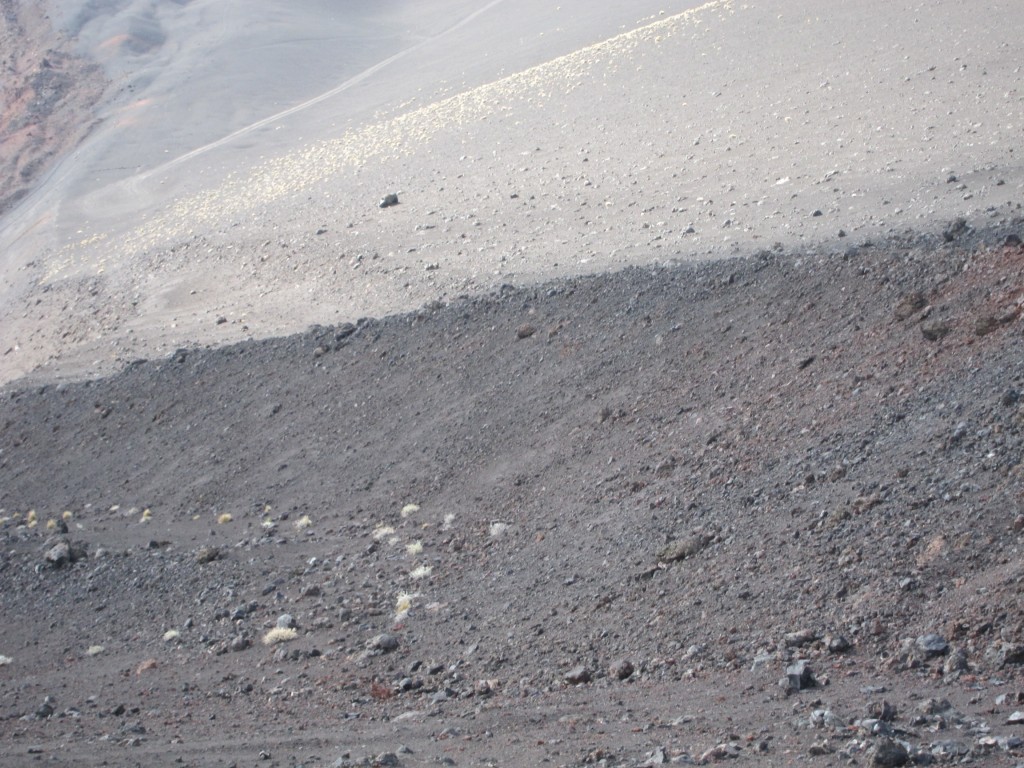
(1, 223), (1024, 766)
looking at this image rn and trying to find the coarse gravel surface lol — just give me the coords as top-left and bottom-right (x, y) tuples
(1, 1), (1024, 766)
(2, 225), (1024, 766)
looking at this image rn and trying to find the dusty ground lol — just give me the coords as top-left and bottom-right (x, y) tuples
(0, 0), (1022, 383)
(2, 227), (1024, 767)
(1, 1), (1024, 767)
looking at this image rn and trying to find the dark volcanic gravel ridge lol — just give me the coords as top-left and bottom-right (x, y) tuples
(1, 225), (1024, 767)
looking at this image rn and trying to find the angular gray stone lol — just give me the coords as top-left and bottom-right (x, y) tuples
(810, 709), (844, 730)
(857, 718), (894, 737)
(35, 696), (56, 719)
(637, 746), (667, 766)
(781, 660), (816, 691)
(870, 737), (908, 767)
(916, 633), (948, 656)
(987, 642), (1024, 667)
(826, 634), (852, 653)
(929, 741), (969, 760)
(276, 614), (296, 629)
(921, 321), (951, 342)
(42, 538), (86, 567)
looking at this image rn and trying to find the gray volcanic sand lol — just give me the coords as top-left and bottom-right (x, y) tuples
(0, 0), (1021, 383)
(2, 3), (1024, 767)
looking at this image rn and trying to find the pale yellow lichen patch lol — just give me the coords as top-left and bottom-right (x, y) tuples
(394, 591), (419, 622)
(409, 565), (433, 580)
(262, 627), (297, 645)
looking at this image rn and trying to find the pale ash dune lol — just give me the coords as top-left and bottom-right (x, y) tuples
(1, 0), (1022, 384)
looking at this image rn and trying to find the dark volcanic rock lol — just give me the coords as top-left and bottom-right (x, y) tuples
(870, 737), (909, 767)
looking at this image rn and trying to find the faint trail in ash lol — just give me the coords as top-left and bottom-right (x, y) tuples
(129, 0), (509, 184)
(48, 0), (729, 280)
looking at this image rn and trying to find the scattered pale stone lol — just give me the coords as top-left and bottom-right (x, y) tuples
(917, 698), (952, 715)
(810, 709), (845, 730)
(195, 546), (221, 564)
(894, 292), (927, 320)
(784, 629), (816, 648)
(564, 666), (592, 685)
(609, 659), (634, 681)
(699, 743), (741, 762)
(367, 633), (399, 653)
(867, 700), (897, 722)
(943, 648), (969, 675)
(658, 533), (711, 563)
